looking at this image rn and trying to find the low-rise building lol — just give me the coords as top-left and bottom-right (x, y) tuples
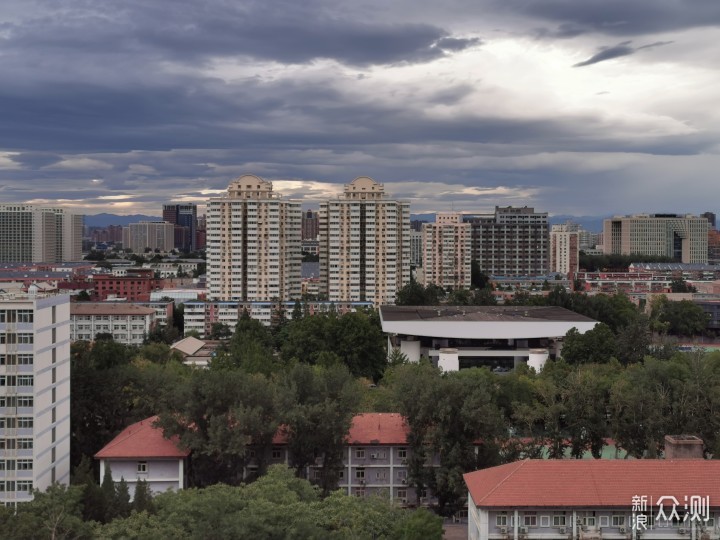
(464, 443), (719, 540)
(95, 416), (189, 498)
(92, 268), (158, 302)
(70, 303), (156, 345)
(380, 305), (598, 372)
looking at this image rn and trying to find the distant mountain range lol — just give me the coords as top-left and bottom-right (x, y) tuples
(85, 214), (161, 227)
(88, 212), (607, 232)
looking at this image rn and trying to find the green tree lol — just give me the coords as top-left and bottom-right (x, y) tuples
(133, 479), (155, 514)
(115, 477), (132, 519)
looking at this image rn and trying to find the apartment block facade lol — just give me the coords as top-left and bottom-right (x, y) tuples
(319, 177), (411, 306)
(207, 175), (302, 302)
(421, 213), (472, 289)
(0, 293), (71, 506)
(122, 222), (175, 253)
(0, 204), (83, 263)
(466, 207), (549, 277)
(549, 223), (580, 275)
(603, 214), (709, 264)
(70, 303), (156, 345)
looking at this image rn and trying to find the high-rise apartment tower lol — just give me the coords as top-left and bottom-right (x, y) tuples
(421, 213), (472, 290)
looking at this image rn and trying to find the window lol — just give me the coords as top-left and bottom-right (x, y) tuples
(16, 438), (32, 450)
(376, 471), (387, 480)
(355, 488), (366, 497)
(18, 355), (33, 365)
(17, 334), (34, 344)
(497, 514), (508, 527)
(610, 515), (625, 527)
(17, 460), (32, 471)
(17, 481), (33, 493)
(17, 417), (33, 429)
(355, 448), (365, 459)
(338, 470), (344, 480)
(524, 514), (538, 527)
(540, 516), (551, 527)
(553, 515), (567, 527)
(600, 516), (610, 528)
(17, 376), (33, 386)
(583, 516), (596, 527)
(271, 448), (282, 459)
(137, 461), (147, 473)
(17, 397), (33, 407)
(398, 489), (407, 500)
(398, 448), (407, 459)
(397, 469), (407, 480)
(355, 468), (365, 480)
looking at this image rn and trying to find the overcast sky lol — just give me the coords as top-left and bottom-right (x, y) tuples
(1, 0), (719, 217)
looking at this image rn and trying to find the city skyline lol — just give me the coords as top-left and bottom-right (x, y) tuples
(1, 1), (719, 216)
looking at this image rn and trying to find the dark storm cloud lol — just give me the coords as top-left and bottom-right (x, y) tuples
(515, 0), (720, 38)
(573, 40), (672, 67)
(2, 0), (476, 67)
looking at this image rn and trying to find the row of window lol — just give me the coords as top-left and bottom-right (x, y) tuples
(0, 397), (34, 408)
(496, 513), (625, 528)
(0, 310), (34, 323)
(0, 438), (33, 450)
(0, 417), (34, 429)
(0, 459), (33, 471)
(0, 334), (34, 344)
(0, 355), (33, 366)
(0, 376), (33, 387)
(0, 481), (33, 493)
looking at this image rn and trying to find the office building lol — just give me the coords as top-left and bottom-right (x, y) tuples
(122, 222), (175, 253)
(70, 303), (156, 345)
(207, 174), (302, 302)
(319, 177), (411, 306)
(0, 205), (83, 263)
(410, 230), (423, 268)
(163, 204), (198, 252)
(602, 214), (709, 264)
(0, 292), (71, 505)
(421, 213), (472, 290)
(466, 207), (549, 276)
(702, 211), (716, 230)
(550, 223), (580, 275)
(302, 209), (319, 240)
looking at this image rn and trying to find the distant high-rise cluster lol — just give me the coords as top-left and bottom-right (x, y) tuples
(0, 205), (83, 263)
(163, 203), (198, 252)
(122, 221), (175, 253)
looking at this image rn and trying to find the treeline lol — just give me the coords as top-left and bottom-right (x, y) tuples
(579, 252), (677, 272)
(0, 466), (442, 539)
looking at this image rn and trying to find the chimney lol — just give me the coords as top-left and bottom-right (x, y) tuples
(664, 435), (704, 459)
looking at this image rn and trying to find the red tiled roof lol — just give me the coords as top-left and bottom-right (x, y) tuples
(464, 459), (720, 508)
(346, 413), (409, 445)
(95, 416), (189, 459)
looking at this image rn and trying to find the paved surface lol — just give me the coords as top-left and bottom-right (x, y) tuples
(443, 523), (466, 540)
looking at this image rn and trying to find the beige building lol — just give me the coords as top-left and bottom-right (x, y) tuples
(0, 205), (83, 263)
(550, 223), (580, 275)
(70, 303), (156, 345)
(603, 214), (709, 263)
(319, 177), (411, 306)
(122, 222), (175, 253)
(207, 174), (302, 302)
(421, 213), (472, 290)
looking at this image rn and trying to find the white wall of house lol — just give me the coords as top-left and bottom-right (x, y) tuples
(99, 458), (184, 498)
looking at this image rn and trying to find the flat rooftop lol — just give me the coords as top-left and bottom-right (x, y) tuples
(380, 305), (596, 323)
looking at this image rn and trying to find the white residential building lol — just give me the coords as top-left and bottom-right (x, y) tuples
(550, 223), (580, 275)
(0, 204), (83, 263)
(70, 303), (156, 345)
(421, 213), (472, 290)
(207, 175), (302, 302)
(0, 293), (71, 505)
(319, 177), (411, 306)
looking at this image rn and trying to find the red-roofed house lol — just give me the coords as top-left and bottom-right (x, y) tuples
(95, 416), (189, 498)
(464, 458), (720, 540)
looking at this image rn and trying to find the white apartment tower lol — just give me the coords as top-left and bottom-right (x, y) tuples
(0, 205), (83, 263)
(421, 213), (472, 290)
(319, 177), (411, 306)
(550, 223), (580, 275)
(207, 175), (302, 301)
(603, 214), (709, 264)
(0, 293), (71, 505)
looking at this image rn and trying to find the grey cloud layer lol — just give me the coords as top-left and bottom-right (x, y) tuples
(0, 0), (718, 216)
